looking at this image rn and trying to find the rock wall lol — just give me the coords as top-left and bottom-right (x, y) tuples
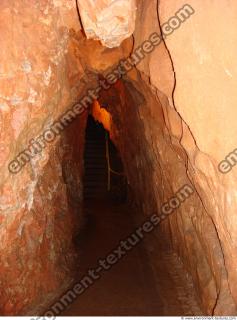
(0, 0), (88, 315)
(89, 0), (237, 315)
(77, 0), (137, 48)
(157, 1), (237, 314)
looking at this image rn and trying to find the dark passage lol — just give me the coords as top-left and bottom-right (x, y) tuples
(83, 115), (126, 202)
(62, 115), (203, 316)
(83, 115), (108, 200)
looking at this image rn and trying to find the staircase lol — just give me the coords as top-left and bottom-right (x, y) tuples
(83, 117), (108, 200)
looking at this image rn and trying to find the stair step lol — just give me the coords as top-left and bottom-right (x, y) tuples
(85, 167), (107, 170)
(84, 174), (107, 178)
(85, 151), (105, 156)
(84, 180), (107, 185)
(84, 184), (107, 189)
(85, 142), (104, 144)
(85, 150), (106, 159)
(83, 122), (108, 199)
(85, 164), (107, 168)
(84, 172), (107, 179)
(84, 161), (106, 165)
(84, 162), (106, 166)
(84, 164), (106, 169)
(84, 180), (106, 184)
(84, 188), (107, 192)
(85, 142), (105, 145)
(84, 189), (107, 192)
(85, 165), (107, 169)
(85, 162), (106, 165)
(85, 147), (105, 150)
(84, 188), (107, 191)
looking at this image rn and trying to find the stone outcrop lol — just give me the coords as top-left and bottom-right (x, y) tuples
(77, 0), (137, 48)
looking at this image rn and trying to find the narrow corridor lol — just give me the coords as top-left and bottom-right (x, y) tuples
(61, 117), (203, 316)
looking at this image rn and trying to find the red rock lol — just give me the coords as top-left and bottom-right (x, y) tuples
(1, 0), (237, 316)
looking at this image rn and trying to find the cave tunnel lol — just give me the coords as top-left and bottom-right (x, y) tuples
(1, 0), (237, 317)
(58, 101), (203, 316)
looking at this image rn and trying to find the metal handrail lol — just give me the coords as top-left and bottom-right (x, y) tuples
(105, 132), (124, 191)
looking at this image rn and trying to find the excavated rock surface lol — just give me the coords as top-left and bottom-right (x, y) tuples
(0, 0), (134, 314)
(0, 0), (87, 315)
(77, 0), (137, 48)
(90, 0), (237, 314)
(1, 0), (237, 316)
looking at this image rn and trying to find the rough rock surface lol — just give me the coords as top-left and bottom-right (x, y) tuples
(1, 0), (237, 316)
(77, 0), (137, 48)
(0, 0), (87, 315)
(88, 0), (237, 315)
(158, 1), (237, 313)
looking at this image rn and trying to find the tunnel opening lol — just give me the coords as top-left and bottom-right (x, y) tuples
(83, 115), (108, 201)
(83, 114), (127, 203)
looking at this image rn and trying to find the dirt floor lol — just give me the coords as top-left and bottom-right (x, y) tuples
(61, 198), (203, 316)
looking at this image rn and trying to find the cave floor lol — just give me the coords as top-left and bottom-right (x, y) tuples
(62, 198), (203, 316)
